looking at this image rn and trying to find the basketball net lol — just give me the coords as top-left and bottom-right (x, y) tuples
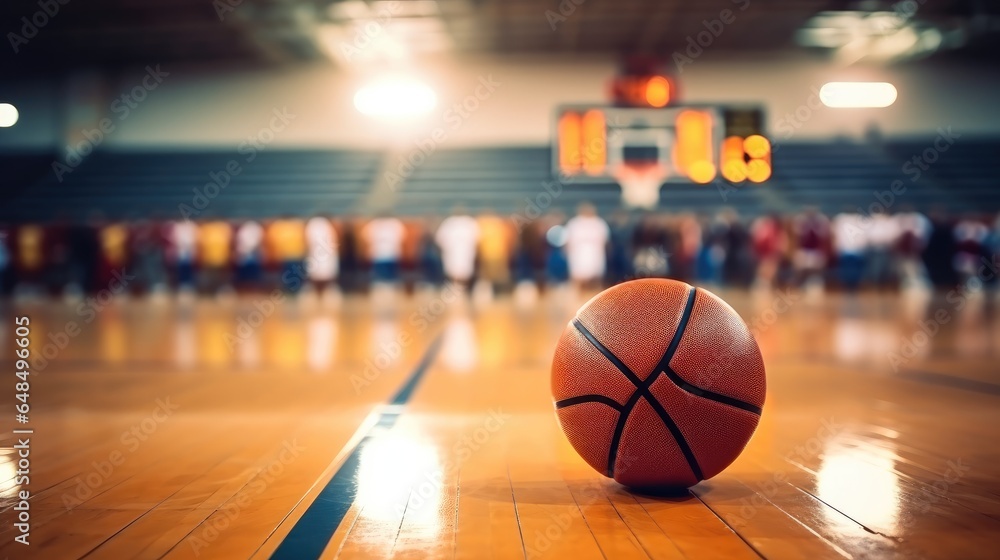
(614, 162), (667, 209)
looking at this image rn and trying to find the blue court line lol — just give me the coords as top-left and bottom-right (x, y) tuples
(270, 336), (443, 560)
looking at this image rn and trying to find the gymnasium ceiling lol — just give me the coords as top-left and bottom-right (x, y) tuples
(2, 0), (999, 75)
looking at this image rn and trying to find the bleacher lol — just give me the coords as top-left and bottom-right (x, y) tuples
(769, 141), (949, 214)
(882, 138), (997, 212)
(1, 138), (997, 222)
(0, 149), (383, 222)
(0, 151), (59, 212)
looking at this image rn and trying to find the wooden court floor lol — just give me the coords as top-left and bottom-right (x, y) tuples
(2, 286), (1000, 559)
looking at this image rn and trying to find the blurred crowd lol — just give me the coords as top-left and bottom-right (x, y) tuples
(1, 204), (998, 300)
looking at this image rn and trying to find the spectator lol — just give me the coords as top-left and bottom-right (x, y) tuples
(305, 215), (339, 300)
(69, 215), (100, 295)
(131, 217), (168, 296)
(511, 218), (544, 307)
(925, 210), (957, 288)
(197, 218), (233, 296)
(606, 209), (635, 285)
(477, 210), (513, 295)
(167, 219), (198, 293)
(0, 224), (12, 295)
(544, 212), (570, 288)
(362, 213), (406, 286)
(722, 210), (753, 287)
(267, 216), (307, 293)
(697, 212), (728, 285)
(985, 213), (1000, 295)
(675, 212), (702, 283)
(751, 213), (785, 291)
(832, 209), (868, 292)
(565, 203), (610, 289)
(417, 216), (445, 288)
(865, 212), (899, 289)
(339, 216), (362, 293)
(45, 216), (72, 297)
(234, 218), (265, 292)
(633, 212), (669, 278)
(98, 220), (129, 294)
(953, 214), (988, 286)
(436, 207), (480, 288)
(14, 224), (45, 296)
(792, 207), (830, 291)
(895, 208), (932, 290)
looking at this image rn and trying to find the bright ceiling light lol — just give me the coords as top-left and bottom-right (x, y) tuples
(0, 103), (18, 127)
(354, 77), (436, 118)
(819, 82), (897, 108)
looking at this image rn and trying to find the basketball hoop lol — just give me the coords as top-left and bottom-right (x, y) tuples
(613, 162), (667, 209)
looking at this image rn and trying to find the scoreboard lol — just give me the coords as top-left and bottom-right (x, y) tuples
(554, 104), (771, 185)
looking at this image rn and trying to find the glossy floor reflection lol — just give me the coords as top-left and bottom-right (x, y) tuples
(1, 287), (999, 559)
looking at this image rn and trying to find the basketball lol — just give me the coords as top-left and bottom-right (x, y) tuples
(551, 278), (765, 488)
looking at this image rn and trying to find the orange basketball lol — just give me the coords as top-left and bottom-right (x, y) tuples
(551, 278), (765, 488)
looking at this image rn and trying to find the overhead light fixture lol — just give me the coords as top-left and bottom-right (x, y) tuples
(820, 82), (897, 108)
(0, 103), (18, 127)
(353, 77), (436, 118)
(796, 9), (947, 62)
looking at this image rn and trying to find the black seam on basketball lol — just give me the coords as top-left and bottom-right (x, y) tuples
(663, 367), (762, 415)
(572, 319), (643, 386)
(572, 320), (641, 477)
(658, 288), (763, 415)
(555, 395), (624, 411)
(650, 286), (698, 374)
(642, 394), (703, 480)
(606, 391), (643, 477)
(571, 289), (706, 481)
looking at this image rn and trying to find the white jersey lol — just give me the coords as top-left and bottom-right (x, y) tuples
(867, 214), (900, 249)
(565, 215), (610, 281)
(363, 218), (405, 262)
(171, 220), (198, 262)
(235, 221), (264, 260)
(436, 215), (480, 281)
(305, 217), (338, 281)
(832, 213), (868, 254)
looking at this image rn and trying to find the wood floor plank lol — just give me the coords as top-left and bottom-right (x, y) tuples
(2, 291), (1000, 559)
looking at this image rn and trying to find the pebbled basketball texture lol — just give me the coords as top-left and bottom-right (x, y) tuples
(551, 278), (765, 488)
